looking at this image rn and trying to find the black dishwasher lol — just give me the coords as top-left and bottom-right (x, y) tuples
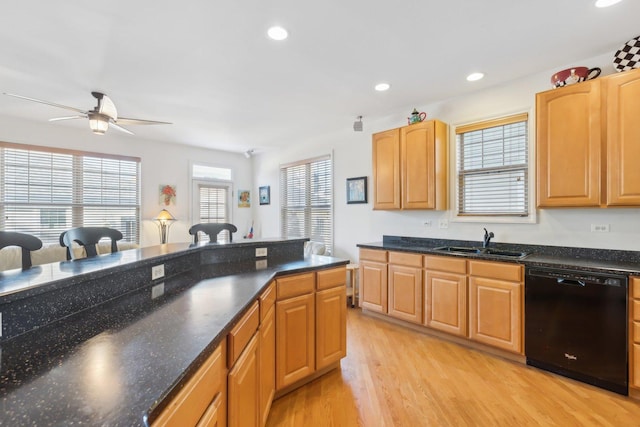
(525, 267), (628, 395)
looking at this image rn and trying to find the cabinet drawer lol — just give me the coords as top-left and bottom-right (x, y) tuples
(634, 321), (640, 343)
(388, 251), (423, 268)
(424, 255), (466, 274)
(359, 248), (388, 263)
(259, 282), (276, 323)
(276, 272), (315, 299)
(317, 266), (347, 290)
(634, 300), (640, 322)
(228, 301), (259, 368)
(468, 260), (522, 282)
(153, 343), (225, 427)
(632, 277), (640, 299)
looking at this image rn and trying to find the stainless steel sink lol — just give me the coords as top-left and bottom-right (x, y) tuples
(433, 246), (529, 259)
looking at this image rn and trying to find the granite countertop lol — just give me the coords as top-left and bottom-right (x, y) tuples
(0, 253), (348, 426)
(358, 236), (640, 276)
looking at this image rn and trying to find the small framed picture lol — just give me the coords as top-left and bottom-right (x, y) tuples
(346, 176), (367, 204)
(259, 185), (271, 205)
(238, 190), (250, 207)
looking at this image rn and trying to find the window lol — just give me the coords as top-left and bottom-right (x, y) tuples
(0, 142), (140, 244)
(280, 155), (333, 254)
(191, 163), (233, 243)
(456, 113), (529, 216)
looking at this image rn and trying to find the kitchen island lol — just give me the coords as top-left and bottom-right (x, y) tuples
(0, 238), (349, 426)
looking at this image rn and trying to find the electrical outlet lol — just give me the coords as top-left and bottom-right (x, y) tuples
(424, 221), (432, 227)
(590, 224), (610, 232)
(151, 283), (165, 299)
(0, 312), (2, 337)
(151, 264), (165, 280)
(255, 247), (268, 257)
(439, 219), (449, 229)
(256, 259), (268, 269)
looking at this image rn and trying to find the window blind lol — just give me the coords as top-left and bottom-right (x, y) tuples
(280, 155), (333, 254)
(0, 142), (140, 244)
(456, 113), (529, 216)
(196, 183), (230, 242)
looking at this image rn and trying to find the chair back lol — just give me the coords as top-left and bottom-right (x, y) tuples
(189, 223), (238, 243)
(60, 227), (123, 260)
(0, 231), (43, 270)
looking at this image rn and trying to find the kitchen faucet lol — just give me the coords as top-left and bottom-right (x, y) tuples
(483, 228), (494, 248)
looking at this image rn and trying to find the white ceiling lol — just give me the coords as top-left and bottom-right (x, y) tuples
(0, 0), (638, 154)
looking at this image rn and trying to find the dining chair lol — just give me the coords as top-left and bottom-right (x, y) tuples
(60, 227), (123, 260)
(188, 223), (238, 243)
(0, 231), (43, 270)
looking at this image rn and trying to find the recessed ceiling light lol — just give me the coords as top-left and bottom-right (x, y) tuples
(374, 83), (391, 91)
(267, 26), (288, 41)
(595, 0), (622, 7)
(466, 72), (485, 82)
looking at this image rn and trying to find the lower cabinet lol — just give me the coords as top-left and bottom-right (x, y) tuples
(424, 255), (467, 337)
(152, 341), (227, 427)
(316, 285), (347, 369)
(228, 333), (260, 427)
(259, 286), (276, 426)
(388, 252), (423, 324)
(468, 260), (523, 354)
(629, 277), (640, 392)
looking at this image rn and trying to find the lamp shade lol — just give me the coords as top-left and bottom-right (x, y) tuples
(88, 112), (109, 135)
(154, 209), (176, 222)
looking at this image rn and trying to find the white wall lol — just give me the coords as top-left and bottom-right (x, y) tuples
(0, 116), (254, 247)
(253, 51), (640, 262)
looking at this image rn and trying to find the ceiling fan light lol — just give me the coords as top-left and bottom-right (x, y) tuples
(89, 114), (109, 135)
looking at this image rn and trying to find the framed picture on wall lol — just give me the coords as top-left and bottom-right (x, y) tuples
(346, 176), (367, 204)
(259, 185), (270, 205)
(238, 190), (250, 207)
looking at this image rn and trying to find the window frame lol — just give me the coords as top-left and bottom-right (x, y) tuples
(0, 141), (141, 244)
(452, 111), (536, 224)
(279, 154), (334, 255)
(190, 162), (234, 243)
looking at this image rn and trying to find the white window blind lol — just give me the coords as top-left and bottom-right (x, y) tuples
(0, 142), (140, 244)
(195, 183), (230, 242)
(280, 155), (333, 255)
(456, 113), (529, 216)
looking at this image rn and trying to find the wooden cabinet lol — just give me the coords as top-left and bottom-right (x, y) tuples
(387, 251), (423, 324)
(372, 120), (448, 210)
(468, 260), (523, 354)
(359, 249), (388, 313)
(228, 333), (260, 427)
(153, 342), (227, 427)
(275, 267), (347, 392)
(372, 128), (401, 209)
(606, 70), (640, 205)
(629, 277), (640, 392)
(275, 272), (316, 391)
(258, 283), (276, 427)
(537, 68), (640, 207)
(424, 255), (467, 337)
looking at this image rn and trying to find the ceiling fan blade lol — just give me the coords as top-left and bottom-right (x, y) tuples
(109, 121), (134, 135)
(49, 115), (86, 122)
(94, 92), (118, 120)
(116, 117), (172, 125)
(3, 93), (87, 114)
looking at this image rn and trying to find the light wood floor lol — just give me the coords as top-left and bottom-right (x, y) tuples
(266, 308), (640, 427)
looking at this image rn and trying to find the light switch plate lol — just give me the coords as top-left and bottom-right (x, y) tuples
(255, 247), (268, 257)
(590, 224), (610, 232)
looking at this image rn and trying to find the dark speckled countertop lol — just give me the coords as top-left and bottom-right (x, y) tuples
(0, 238), (348, 427)
(358, 235), (640, 276)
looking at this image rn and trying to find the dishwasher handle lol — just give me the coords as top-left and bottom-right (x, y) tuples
(527, 268), (626, 287)
(557, 278), (586, 287)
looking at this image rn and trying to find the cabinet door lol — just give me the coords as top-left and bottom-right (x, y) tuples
(228, 333), (259, 427)
(372, 128), (401, 209)
(607, 69), (640, 206)
(360, 260), (388, 313)
(536, 81), (602, 207)
(388, 264), (423, 324)
(259, 305), (275, 427)
(316, 285), (347, 370)
(276, 293), (315, 390)
(468, 277), (522, 353)
(425, 270), (467, 336)
(400, 120), (447, 210)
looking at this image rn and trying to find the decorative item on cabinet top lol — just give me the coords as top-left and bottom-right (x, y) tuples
(407, 108), (427, 125)
(550, 67), (601, 88)
(613, 35), (640, 72)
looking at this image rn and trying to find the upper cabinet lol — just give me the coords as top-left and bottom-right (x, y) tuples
(372, 120), (448, 210)
(536, 68), (640, 208)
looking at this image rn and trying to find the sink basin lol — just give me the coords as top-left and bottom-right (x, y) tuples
(433, 246), (529, 259)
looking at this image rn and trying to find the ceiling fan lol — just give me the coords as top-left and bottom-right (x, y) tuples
(3, 91), (171, 135)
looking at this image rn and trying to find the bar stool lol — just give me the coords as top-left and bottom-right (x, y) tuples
(0, 231), (43, 270)
(346, 263), (359, 308)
